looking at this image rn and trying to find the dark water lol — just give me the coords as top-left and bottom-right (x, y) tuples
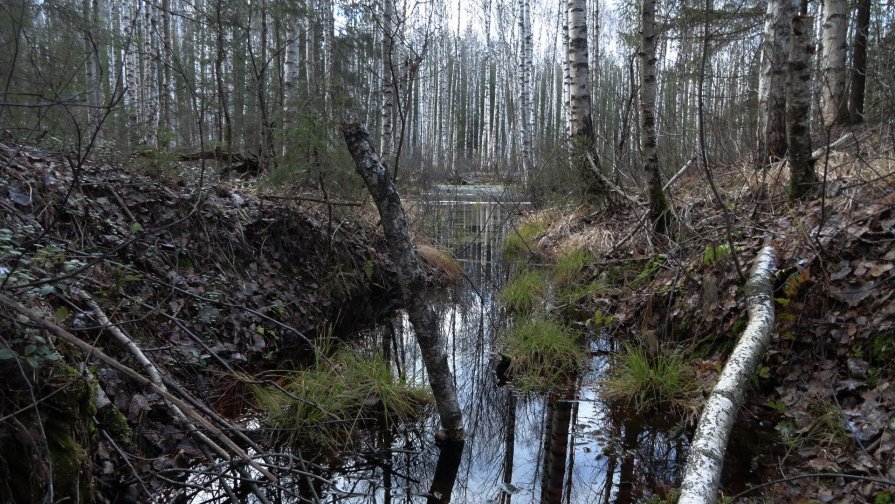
(320, 186), (688, 503)
(175, 185), (712, 503)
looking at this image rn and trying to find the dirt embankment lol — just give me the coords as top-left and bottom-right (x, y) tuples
(534, 124), (894, 502)
(0, 144), (409, 502)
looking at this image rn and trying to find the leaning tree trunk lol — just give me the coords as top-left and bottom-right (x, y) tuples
(678, 247), (777, 504)
(848, 0), (871, 124)
(787, 14), (817, 201)
(756, 0), (791, 163)
(639, 0), (671, 233)
(820, 0), (847, 126)
(340, 122), (465, 442)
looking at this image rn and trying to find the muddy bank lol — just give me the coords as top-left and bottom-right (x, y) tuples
(0, 144), (418, 502)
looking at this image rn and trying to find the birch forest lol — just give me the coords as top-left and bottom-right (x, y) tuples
(3, 0), (895, 502)
(2, 0), (889, 194)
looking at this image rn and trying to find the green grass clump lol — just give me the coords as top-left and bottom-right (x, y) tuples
(503, 215), (549, 257)
(501, 269), (549, 313)
(602, 344), (700, 418)
(552, 248), (594, 286)
(702, 243), (732, 266)
(251, 348), (433, 452)
(499, 316), (587, 392)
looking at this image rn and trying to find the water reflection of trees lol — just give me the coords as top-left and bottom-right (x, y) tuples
(303, 194), (688, 503)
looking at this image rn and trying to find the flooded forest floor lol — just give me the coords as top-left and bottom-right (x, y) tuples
(1, 121), (894, 503)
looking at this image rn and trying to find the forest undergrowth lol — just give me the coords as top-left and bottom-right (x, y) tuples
(523, 122), (895, 502)
(0, 141), (461, 502)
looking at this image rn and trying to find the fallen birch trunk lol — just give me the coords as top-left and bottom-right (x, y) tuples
(340, 121), (465, 442)
(678, 246), (777, 504)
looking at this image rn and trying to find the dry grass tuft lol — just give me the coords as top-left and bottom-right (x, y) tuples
(417, 244), (463, 283)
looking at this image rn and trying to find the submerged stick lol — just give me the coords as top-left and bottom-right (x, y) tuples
(678, 246), (776, 504)
(340, 121), (465, 441)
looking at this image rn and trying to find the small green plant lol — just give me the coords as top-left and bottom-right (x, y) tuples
(250, 348), (432, 452)
(498, 315), (587, 392)
(602, 344), (700, 418)
(591, 310), (614, 329)
(630, 255), (666, 289)
(805, 399), (848, 447)
(702, 243), (732, 266)
(552, 248), (593, 286)
(501, 269), (548, 314)
(0, 334), (63, 369)
(503, 214), (549, 257)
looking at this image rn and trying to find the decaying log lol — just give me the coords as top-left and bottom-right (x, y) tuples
(340, 121), (465, 442)
(678, 246), (777, 504)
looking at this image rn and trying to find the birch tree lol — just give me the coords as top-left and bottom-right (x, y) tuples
(380, 0), (396, 167)
(518, 0), (534, 184)
(787, 14), (817, 200)
(848, 0), (871, 123)
(567, 0), (597, 190)
(639, 0), (670, 233)
(820, 0), (847, 126)
(756, 0), (791, 163)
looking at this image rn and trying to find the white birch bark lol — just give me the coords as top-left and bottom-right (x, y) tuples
(282, 16), (299, 154)
(518, 0), (533, 185)
(567, 0), (595, 178)
(480, 0), (493, 171)
(82, 0), (100, 129)
(678, 247), (777, 504)
(380, 0), (396, 166)
(820, 0), (847, 126)
(757, 0), (791, 162)
(123, 0), (141, 145)
(142, 1), (159, 146)
(639, 0), (669, 232)
(161, 0), (176, 142)
(787, 14), (817, 200)
(322, 0), (334, 118)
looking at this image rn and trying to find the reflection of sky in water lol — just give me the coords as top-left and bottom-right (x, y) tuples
(366, 190), (622, 503)
(177, 187), (686, 503)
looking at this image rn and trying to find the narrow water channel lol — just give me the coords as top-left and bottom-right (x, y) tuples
(177, 186), (696, 503)
(324, 185), (689, 503)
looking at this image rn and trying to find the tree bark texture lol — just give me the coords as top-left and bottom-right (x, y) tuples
(757, 0), (791, 162)
(820, 0), (847, 126)
(639, 0), (670, 233)
(678, 247), (777, 504)
(380, 0), (396, 166)
(567, 0), (592, 140)
(567, 0), (598, 190)
(518, 0), (534, 185)
(848, 0), (871, 123)
(786, 15), (817, 201)
(340, 122), (465, 441)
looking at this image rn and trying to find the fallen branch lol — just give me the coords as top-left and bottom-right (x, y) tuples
(0, 292), (278, 483)
(663, 155), (698, 191)
(586, 152), (644, 206)
(811, 132), (855, 160)
(678, 246), (776, 504)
